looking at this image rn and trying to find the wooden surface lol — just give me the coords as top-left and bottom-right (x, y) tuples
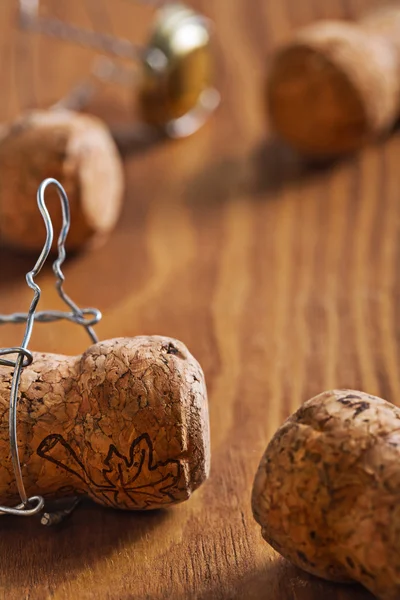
(0, 0), (395, 598)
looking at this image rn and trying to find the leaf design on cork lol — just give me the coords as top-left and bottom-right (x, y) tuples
(37, 432), (182, 509)
(102, 434), (182, 505)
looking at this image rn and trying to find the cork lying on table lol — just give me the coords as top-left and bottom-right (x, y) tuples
(0, 109), (124, 252)
(267, 6), (400, 157)
(252, 389), (400, 600)
(0, 336), (210, 510)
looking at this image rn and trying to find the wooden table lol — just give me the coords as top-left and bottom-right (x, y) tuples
(0, 0), (392, 598)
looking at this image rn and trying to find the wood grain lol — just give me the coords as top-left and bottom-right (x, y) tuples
(0, 0), (395, 598)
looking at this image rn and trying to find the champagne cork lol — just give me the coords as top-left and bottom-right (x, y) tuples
(0, 336), (210, 510)
(267, 6), (400, 157)
(252, 390), (400, 600)
(0, 109), (124, 253)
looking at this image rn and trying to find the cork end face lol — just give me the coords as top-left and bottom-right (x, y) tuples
(74, 113), (124, 239)
(156, 335), (211, 499)
(267, 43), (368, 157)
(267, 21), (399, 157)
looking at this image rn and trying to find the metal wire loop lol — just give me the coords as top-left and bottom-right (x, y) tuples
(0, 348), (33, 369)
(0, 177), (101, 519)
(17, 0), (220, 140)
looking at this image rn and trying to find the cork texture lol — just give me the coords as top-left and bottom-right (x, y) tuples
(252, 389), (400, 600)
(0, 336), (210, 510)
(267, 11), (400, 156)
(0, 109), (124, 252)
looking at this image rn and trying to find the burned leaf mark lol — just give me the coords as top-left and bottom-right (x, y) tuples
(353, 401), (370, 417)
(37, 434), (95, 487)
(37, 432), (182, 508)
(102, 433), (181, 505)
(161, 342), (185, 360)
(338, 396), (370, 418)
(165, 343), (179, 355)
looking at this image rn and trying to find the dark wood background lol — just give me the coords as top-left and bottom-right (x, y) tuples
(0, 0), (394, 598)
